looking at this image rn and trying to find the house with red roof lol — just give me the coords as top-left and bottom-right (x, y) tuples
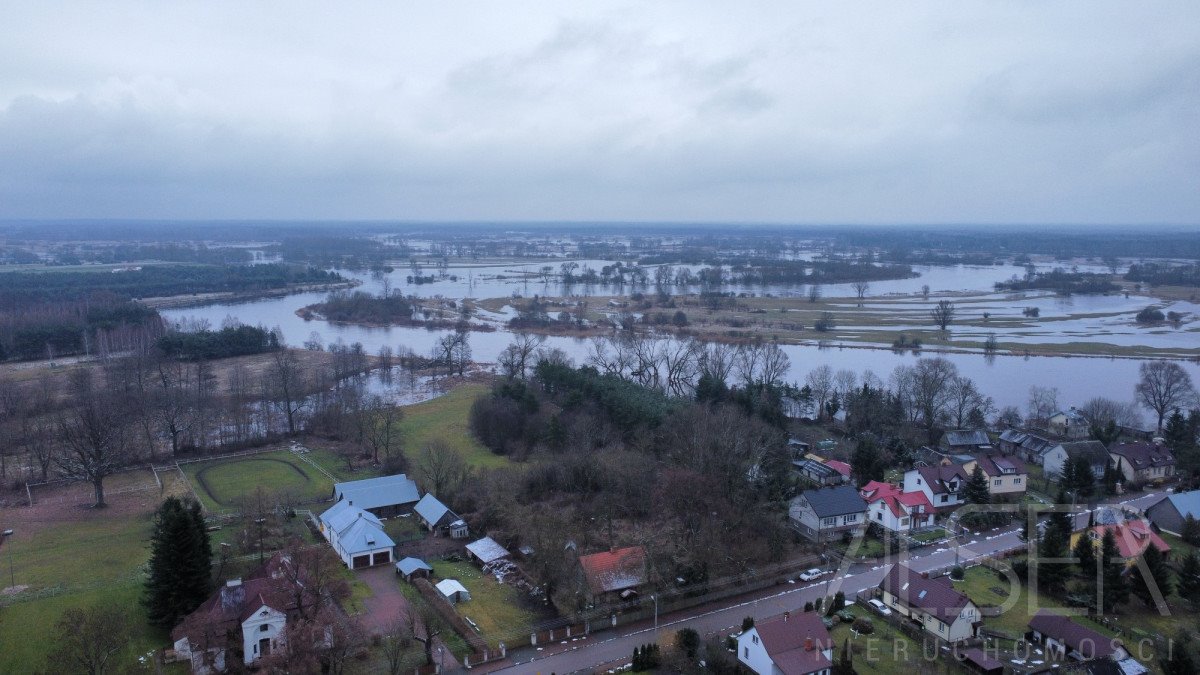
(737, 610), (832, 675)
(825, 460), (852, 481)
(576, 546), (648, 605)
(859, 481), (935, 533)
(1070, 518), (1170, 567)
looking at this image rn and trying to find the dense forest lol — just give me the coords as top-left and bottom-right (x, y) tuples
(0, 293), (165, 361)
(307, 291), (418, 324)
(1126, 262), (1200, 287)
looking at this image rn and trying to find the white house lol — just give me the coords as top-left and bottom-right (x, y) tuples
(903, 465), (969, 510)
(319, 500), (396, 569)
(1047, 408), (1090, 440)
(737, 611), (833, 675)
(1043, 441), (1110, 482)
(859, 481), (935, 532)
(877, 564), (979, 643)
(172, 555), (309, 674)
(788, 485), (867, 542)
(962, 454), (1028, 497)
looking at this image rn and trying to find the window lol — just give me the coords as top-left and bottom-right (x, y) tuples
(1014, 478), (1022, 484)
(994, 479), (1002, 486)
(941, 495), (949, 503)
(939, 622), (945, 633)
(744, 647), (749, 658)
(845, 514), (857, 523)
(877, 512), (883, 521)
(752, 635), (758, 645)
(916, 478), (922, 485)
(900, 517), (909, 526)
(259, 624), (269, 632)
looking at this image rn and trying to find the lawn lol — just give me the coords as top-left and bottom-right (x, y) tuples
(182, 450), (334, 512)
(383, 515), (425, 544)
(828, 603), (928, 675)
(429, 559), (538, 648)
(397, 385), (512, 470)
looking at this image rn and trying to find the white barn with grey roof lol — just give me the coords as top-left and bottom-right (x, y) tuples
(414, 493), (458, 533)
(319, 500), (396, 569)
(332, 474), (420, 518)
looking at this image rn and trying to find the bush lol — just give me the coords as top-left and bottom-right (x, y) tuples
(1136, 306), (1165, 324)
(676, 628), (700, 659)
(1023, 306), (1040, 317)
(672, 310), (689, 327)
(741, 616), (755, 632)
(950, 566), (965, 581)
(852, 617), (875, 634)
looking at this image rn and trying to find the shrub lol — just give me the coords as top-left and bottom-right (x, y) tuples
(852, 617), (875, 634)
(1023, 306), (1040, 317)
(676, 628), (700, 659)
(742, 616), (755, 632)
(1136, 306), (1165, 324)
(950, 566), (965, 581)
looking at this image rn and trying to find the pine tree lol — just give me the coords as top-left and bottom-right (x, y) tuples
(1182, 515), (1200, 546)
(1161, 631), (1196, 675)
(1178, 551), (1200, 601)
(850, 438), (885, 488)
(144, 496), (212, 628)
(962, 464), (991, 528)
(1038, 525), (1071, 596)
(1131, 544), (1174, 610)
(1074, 531), (1097, 576)
(1099, 529), (1129, 613)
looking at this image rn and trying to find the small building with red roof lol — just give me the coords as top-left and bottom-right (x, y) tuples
(825, 460), (852, 481)
(860, 481), (935, 533)
(576, 545), (648, 604)
(737, 610), (833, 675)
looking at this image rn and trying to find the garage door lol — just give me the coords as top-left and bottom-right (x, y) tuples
(372, 551), (391, 566)
(351, 555), (371, 569)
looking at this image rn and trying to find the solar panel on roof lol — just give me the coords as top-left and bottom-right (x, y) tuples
(918, 590), (927, 599)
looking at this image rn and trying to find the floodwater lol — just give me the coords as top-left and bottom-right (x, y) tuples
(161, 260), (1200, 414)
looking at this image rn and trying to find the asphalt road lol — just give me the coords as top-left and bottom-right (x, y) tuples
(488, 491), (1167, 675)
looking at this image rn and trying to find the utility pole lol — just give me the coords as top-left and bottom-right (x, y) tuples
(3, 529), (14, 589)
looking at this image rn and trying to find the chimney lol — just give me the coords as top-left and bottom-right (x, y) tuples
(804, 633), (814, 652)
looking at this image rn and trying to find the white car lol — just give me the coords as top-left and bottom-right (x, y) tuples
(798, 568), (827, 582)
(868, 598), (892, 615)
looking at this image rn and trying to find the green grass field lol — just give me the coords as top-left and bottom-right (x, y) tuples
(829, 603), (926, 675)
(182, 450), (334, 512)
(397, 385), (512, 470)
(429, 560), (537, 648)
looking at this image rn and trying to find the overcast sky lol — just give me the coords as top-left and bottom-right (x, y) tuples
(1, 2), (1198, 225)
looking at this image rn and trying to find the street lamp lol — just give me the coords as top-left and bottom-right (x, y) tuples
(651, 594), (658, 632)
(437, 645), (444, 673)
(2, 529), (14, 589)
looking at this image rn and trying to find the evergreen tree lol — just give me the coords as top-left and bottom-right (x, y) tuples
(1177, 551), (1200, 601)
(144, 497), (212, 628)
(850, 438), (886, 488)
(1099, 529), (1129, 613)
(1182, 515), (1200, 546)
(1038, 523), (1071, 596)
(1161, 631), (1196, 675)
(1074, 531), (1097, 577)
(962, 464), (992, 528)
(1131, 544), (1174, 610)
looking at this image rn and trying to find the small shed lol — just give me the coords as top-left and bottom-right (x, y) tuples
(958, 648), (1003, 675)
(448, 519), (469, 539)
(465, 536), (511, 566)
(436, 579), (471, 604)
(395, 557), (433, 582)
(414, 494), (458, 534)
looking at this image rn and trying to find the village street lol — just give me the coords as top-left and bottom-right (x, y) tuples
(480, 491), (1168, 675)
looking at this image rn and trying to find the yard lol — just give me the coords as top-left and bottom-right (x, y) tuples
(0, 470), (191, 673)
(828, 603), (929, 675)
(397, 385), (513, 470)
(428, 559), (542, 649)
(181, 449), (335, 512)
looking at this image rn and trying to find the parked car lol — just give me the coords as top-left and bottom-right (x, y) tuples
(798, 568), (828, 582)
(868, 598), (892, 615)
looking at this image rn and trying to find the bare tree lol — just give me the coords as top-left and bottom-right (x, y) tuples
(1136, 360), (1197, 431)
(661, 338), (702, 397)
(362, 395), (404, 468)
(406, 597), (447, 666)
(808, 284), (822, 303)
(1079, 397), (1143, 431)
(894, 357), (960, 442)
(497, 333), (545, 380)
(380, 616), (423, 675)
(852, 281), (870, 306)
(1027, 385), (1060, 428)
(698, 342), (736, 384)
(930, 300), (956, 331)
(46, 603), (130, 675)
(735, 342), (764, 387)
(948, 375), (993, 429)
(416, 439), (470, 501)
(806, 365), (835, 420)
(267, 349), (308, 434)
(57, 371), (132, 507)
(758, 342), (792, 389)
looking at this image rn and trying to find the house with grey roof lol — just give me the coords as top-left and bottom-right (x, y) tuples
(332, 474), (420, 518)
(1109, 441), (1175, 485)
(1146, 490), (1200, 536)
(942, 429), (992, 453)
(318, 500), (396, 569)
(737, 610), (832, 675)
(1044, 441), (1110, 482)
(999, 430), (1057, 465)
(1048, 407), (1091, 440)
(1027, 610), (1128, 661)
(414, 493), (463, 536)
(877, 564), (980, 642)
(788, 485), (867, 542)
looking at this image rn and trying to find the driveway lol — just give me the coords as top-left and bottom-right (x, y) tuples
(355, 565), (463, 671)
